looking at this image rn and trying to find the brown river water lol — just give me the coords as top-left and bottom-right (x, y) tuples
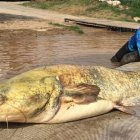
(0, 27), (132, 81)
(0, 26), (139, 140)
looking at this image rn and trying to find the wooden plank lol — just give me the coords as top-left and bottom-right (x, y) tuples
(65, 18), (140, 32)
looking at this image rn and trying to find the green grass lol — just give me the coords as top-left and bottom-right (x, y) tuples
(23, 0), (70, 9)
(120, 0), (140, 18)
(49, 22), (84, 34)
(121, 0), (140, 8)
(124, 7), (140, 18)
(85, 2), (121, 15)
(23, 0), (140, 22)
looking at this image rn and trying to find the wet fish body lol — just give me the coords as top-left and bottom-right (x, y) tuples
(0, 65), (140, 123)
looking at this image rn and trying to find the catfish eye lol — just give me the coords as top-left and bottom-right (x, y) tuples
(0, 94), (7, 105)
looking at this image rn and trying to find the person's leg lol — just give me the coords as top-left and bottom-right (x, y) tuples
(111, 41), (131, 62)
(120, 50), (140, 65)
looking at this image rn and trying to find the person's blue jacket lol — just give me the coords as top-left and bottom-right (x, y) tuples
(128, 28), (140, 56)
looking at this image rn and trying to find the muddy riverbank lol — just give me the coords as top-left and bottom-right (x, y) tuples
(0, 12), (137, 140)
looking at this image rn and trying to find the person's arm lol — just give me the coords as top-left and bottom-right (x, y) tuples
(136, 29), (140, 57)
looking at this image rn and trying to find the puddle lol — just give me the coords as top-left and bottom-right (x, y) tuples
(0, 27), (132, 80)
(0, 13), (37, 22)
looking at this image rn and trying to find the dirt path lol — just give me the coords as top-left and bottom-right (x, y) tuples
(0, 1), (76, 22)
(0, 1), (139, 31)
(0, 1), (79, 30)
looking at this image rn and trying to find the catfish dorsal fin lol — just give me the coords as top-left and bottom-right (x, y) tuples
(61, 83), (100, 104)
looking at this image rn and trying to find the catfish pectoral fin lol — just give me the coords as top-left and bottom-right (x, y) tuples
(62, 84), (100, 104)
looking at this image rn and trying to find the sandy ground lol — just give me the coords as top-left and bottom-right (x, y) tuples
(0, 1), (77, 31)
(0, 1), (76, 22)
(0, 13), (57, 31)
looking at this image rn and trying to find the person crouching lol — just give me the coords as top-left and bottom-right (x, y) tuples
(111, 28), (140, 65)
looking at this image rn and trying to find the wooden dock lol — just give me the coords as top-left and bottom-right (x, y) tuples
(65, 17), (140, 32)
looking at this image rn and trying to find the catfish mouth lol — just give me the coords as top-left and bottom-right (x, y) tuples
(0, 99), (61, 123)
(0, 95), (27, 122)
(0, 105), (27, 123)
(0, 114), (26, 123)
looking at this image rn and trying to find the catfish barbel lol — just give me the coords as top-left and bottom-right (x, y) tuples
(0, 64), (140, 123)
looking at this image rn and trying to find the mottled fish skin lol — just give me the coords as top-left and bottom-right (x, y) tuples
(87, 66), (140, 103)
(43, 65), (140, 103)
(0, 65), (140, 123)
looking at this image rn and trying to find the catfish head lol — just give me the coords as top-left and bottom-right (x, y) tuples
(0, 76), (62, 123)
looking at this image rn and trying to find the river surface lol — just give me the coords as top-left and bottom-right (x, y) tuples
(0, 27), (132, 80)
